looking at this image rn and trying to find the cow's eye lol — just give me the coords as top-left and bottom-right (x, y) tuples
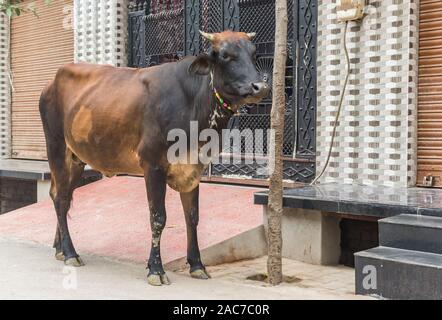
(221, 52), (230, 61)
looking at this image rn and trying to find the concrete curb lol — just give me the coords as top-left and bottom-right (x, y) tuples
(166, 225), (267, 271)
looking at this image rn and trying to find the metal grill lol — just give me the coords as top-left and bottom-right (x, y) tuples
(225, 114), (294, 156)
(199, 0), (223, 52)
(239, 0), (275, 43)
(296, 0), (317, 158)
(128, 1), (185, 67)
(150, 0), (183, 13)
(234, 0), (296, 157)
(127, 0), (318, 184)
(144, 7), (185, 66)
(128, 2), (147, 67)
(211, 159), (315, 182)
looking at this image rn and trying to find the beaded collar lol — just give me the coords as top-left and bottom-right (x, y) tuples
(213, 87), (233, 113)
(210, 71), (234, 114)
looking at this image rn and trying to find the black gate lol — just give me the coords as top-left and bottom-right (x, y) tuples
(128, 0), (317, 183)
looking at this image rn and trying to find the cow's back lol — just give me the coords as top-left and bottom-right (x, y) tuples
(41, 63), (152, 176)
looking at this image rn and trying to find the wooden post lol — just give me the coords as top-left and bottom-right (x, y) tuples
(267, 0), (288, 286)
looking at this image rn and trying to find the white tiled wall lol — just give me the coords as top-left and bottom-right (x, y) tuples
(74, 0), (128, 66)
(0, 12), (10, 159)
(316, 0), (419, 187)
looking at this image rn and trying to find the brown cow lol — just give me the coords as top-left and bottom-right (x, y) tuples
(39, 31), (269, 286)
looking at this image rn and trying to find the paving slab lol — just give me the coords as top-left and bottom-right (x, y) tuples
(0, 238), (371, 300)
(0, 176), (263, 265)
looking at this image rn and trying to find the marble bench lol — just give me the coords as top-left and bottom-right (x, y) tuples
(254, 183), (442, 265)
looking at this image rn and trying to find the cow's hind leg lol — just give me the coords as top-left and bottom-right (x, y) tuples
(48, 143), (85, 267)
(40, 85), (85, 266)
(180, 186), (211, 280)
(145, 167), (170, 286)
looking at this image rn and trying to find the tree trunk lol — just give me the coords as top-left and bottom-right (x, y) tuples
(267, 0), (288, 286)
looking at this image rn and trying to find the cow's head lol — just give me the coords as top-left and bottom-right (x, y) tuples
(190, 30), (270, 108)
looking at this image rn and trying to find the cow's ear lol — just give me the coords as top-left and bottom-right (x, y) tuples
(189, 54), (212, 75)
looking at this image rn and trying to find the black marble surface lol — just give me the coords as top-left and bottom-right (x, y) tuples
(254, 184), (442, 218)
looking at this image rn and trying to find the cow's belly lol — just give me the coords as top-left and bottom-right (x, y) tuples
(166, 164), (205, 193)
(67, 141), (144, 177)
(64, 104), (144, 176)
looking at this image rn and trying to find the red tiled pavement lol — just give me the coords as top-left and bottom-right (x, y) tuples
(0, 177), (263, 264)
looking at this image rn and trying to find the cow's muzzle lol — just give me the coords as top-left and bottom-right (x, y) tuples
(242, 82), (270, 104)
(251, 82), (270, 98)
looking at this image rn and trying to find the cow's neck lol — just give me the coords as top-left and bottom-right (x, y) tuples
(194, 73), (236, 133)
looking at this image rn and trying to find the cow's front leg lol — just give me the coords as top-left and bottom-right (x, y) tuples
(180, 186), (211, 280)
(145, 167), (171, 286)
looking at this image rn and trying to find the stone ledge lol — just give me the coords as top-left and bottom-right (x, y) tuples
(254, 183), (442, 218)
(0, 159), (96, 182)
(0, 159), (51, 181)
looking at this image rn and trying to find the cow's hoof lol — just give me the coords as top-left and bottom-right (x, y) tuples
(190, 268), (211, 280)
(55, 251), (65, 261)
(147, 273), (171, 286)
(65, 256), (85, 267)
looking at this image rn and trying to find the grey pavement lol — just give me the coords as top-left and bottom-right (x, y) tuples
(0, 238), (372, 300)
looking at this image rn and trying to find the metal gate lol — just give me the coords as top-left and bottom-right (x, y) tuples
(128, 0), (317, 184)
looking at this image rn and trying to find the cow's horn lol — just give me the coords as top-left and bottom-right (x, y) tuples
(246, 32), (257, 40)
(200, 30), (215, 42)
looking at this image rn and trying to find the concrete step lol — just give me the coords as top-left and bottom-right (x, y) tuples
(355, 246), (442, 300)
(379, 214), (442, 255)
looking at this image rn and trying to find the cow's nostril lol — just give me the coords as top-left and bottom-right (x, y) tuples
(251, 82), (270, 96)
(252, 83), (261, 92)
